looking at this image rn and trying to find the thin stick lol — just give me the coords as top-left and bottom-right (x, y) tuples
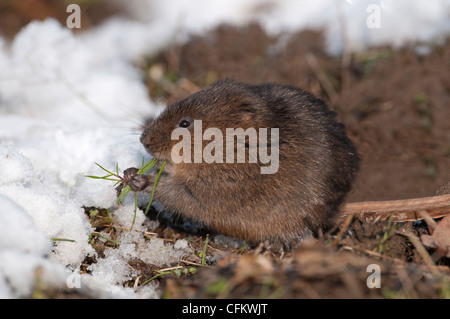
(396, 231), (441, 277)
(157, 265), (186, 272)
(112, 225), (157, 236)
(331, 214), (353, 247)
(339, 194), (450, 222)
(342, 245), (449, 274)
(418, 210), (437, 233)
(341, 245), (402, 263)
(171, 256), (214, 269)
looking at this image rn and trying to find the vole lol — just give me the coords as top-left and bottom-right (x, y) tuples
(124, 79), (360, 248)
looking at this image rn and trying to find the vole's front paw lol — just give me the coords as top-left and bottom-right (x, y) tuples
(128, 175), (149, 192)
(123, 168), (149, 192)
(124, 167), (139, 182)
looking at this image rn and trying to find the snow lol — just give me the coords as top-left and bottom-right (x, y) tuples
(0, 0), (449, 298)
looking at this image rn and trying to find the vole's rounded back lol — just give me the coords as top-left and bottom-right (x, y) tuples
(133, 79), (360, 247)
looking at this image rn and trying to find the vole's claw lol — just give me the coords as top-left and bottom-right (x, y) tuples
(123, 167), (139, 182)
(128, 174), (149, 192)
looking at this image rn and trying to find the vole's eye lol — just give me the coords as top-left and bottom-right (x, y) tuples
(179, 119), (191, 128)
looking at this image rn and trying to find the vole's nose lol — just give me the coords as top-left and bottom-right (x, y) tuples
(140, 133), (151, 153)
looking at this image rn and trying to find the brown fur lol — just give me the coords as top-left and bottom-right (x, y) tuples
(125, 79), (360, 248)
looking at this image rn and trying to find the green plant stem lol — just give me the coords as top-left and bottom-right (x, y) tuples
(51, 238), (76, 242)
(202, 234), (209, 266)
(145, 161), (166, 215)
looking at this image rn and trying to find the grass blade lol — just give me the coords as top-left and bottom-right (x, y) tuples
(130, 191), (138, 231)
(117, 185), (131, 204)
(145, 161), (166, 215)
(202, 234), (209, 266)
(94, 162), (117, 176)
(51, 237), (76, 243)
(138, 158), (158, 174)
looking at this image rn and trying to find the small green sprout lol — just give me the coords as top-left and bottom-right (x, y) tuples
(86, 158), (166, 230)
(50, 238), (76, 243)
(201, 234), (209, 266)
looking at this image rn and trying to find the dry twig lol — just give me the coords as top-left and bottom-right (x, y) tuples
(339, 194), (450, 222)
